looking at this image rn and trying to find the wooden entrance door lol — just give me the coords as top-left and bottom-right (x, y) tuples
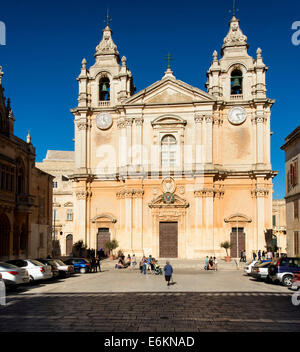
(230, 228), (246, 258)
(159, 222), (178, 258)
(66, 234), (73, 256)
(97, 228), (111, 256)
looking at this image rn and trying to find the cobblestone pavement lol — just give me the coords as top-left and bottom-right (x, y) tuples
(1, 267), (299, 332)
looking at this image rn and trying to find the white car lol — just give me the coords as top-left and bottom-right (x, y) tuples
(6, 259), (53, 282)
(0, 261), (30, 286)
(244, 260), (259, 275)
(53, 259), (74, 277)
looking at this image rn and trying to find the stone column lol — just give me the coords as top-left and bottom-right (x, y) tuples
(252, 186), (268, 251)
(255, 114), (265, 165)
(125, 119), (133, 167)
(132, 189), (144, 255)
(194, 190), (204, 249)
(205, 115), (213, 164)
(205, 188), (215, 253)
(124, 189), (133, 251)
(194, 114), (204, 168)
(134, 117), (143, 166)
(76, 118), (88, 171)
(117, 118), (127, 172)
(75, 190), (87, 245)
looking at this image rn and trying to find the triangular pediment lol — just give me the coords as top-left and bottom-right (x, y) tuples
(123, 77), (216, 106)
(149, 193), (189, 209)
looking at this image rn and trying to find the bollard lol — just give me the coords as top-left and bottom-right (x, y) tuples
(0, 278), (6, 306)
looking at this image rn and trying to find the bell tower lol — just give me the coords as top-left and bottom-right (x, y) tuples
(206, 15), (272, 170)
(76, 24), (135, 110)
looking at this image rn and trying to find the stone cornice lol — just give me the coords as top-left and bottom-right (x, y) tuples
(116, 188), (144, 199)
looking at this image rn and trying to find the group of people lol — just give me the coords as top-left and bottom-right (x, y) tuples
(90, 257), (101, 272)
(204, 256), (218, 271)
(252, 250), (274, 261)
(115, 254), (137, 269)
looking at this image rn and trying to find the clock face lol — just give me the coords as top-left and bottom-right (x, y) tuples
(96, 112), (113, 130)
(228, 107), (247, 125)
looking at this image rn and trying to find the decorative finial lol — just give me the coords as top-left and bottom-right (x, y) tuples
(165, 53), (172, 70)
(256, 47), (262, 58)
(229, 0), (239, 18)
(26, 130), (31, 144)
(104, 9), (112, 27)
(121, 56), (127, 66)
(0, 66), (3, 85)
(213, 50), (218, 61)
(81, 58), (87, 69)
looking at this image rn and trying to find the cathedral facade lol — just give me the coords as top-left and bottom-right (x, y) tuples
(51, 16), (276, 259)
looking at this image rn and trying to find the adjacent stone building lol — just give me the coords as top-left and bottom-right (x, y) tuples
(0, 67), (53, 260)
(36, 150), (75, 256)
(281, 126), (300, 256)
(272, 198), (287, 254)
(42, 16), (277, 259)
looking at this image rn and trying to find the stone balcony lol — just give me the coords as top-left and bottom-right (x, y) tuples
(230, 94), (244, 101)
(99, 101), (110, 107)
(16, 193), (35, 208)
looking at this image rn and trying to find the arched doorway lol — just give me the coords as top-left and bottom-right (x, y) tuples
(0, 214), (10, 258)
(66, 234), (73, 256)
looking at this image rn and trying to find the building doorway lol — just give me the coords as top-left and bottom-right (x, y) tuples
(66, 234), (73, 256)
(97, 228), (111, 257)
(230, 227), (246, 258)
(159, 222), (178, 258)
(0, 214), (10, 258)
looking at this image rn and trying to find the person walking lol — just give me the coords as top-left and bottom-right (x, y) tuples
(204, 256), (209, 270)
(96, 257), (101, 272)
(253, 251), (257, 261)
(262, 250), (265, 260)
(258, 250), (261, 261)
(91, 257), (96, 273)
(213, 257), (218, 271)
(132, 254), (137, 270)
(164, 261), (173, 286)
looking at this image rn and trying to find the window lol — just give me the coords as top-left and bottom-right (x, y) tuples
(16, 159), (25, 194)
(294, 200), (299, 220)
(0, 163), (14, 192)
(53, 181), (58, 188)
(161, 135), (177, 168)
(231, 69), (243, 95)
(295, 231), (299, 256)
(67, 209), (73, 221)
(99, 77), (110, 101)
(39, 233), (44, 248)
(272, 215), (276, 227)
(289, 160), (298, 190)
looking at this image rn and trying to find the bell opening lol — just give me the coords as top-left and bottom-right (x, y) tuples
(231, 69), (243, 95)
(99, 77), (110, 101)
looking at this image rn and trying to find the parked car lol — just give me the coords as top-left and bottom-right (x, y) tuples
(244, 259), (271, 275)
(291, 272), (300, 291)
(36, 259), (60, 279)
(0, 261), (30, 287)
(268, 257), (300, 287)
(250, 261), (271, 281)
(63, 258), (91, 274)
(53, 259), (74, 277)
(6, 259), (53, 282)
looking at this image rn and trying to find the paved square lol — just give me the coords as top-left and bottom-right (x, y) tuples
(1, 261), (299, 332)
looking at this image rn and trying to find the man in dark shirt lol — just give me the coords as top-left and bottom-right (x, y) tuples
(164, 261), (173, 286)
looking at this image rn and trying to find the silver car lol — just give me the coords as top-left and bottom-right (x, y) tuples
(0, 261), (30, 286)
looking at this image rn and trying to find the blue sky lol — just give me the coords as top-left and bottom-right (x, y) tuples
(0, 0), (299, 198)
